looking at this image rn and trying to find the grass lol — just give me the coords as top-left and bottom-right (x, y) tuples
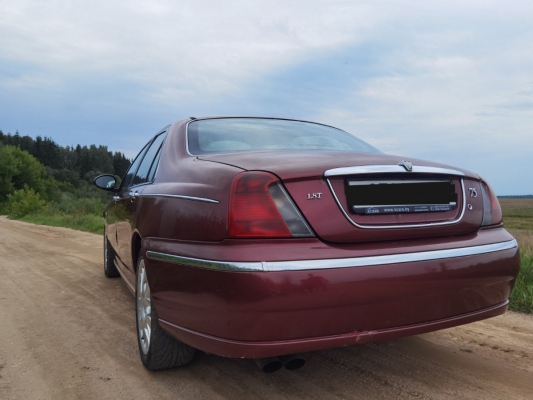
(500, 199), (533, 231)
(18, 212), (104, 234)
(501, 199), (533, 313)
(7, 193), (106, 234)
(509, 246), (533, 313)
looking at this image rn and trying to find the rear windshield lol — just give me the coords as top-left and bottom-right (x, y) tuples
(187, 118), (381, 155)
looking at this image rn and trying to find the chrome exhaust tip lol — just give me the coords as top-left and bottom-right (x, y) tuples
(254, 357), (283, 373)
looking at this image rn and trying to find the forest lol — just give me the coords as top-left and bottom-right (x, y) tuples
(0, 130), (131, 232)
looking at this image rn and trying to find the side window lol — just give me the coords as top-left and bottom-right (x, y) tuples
(122, 142), (150, 189)
(132, 132), (167, 186)
(146, 146), (163, 182)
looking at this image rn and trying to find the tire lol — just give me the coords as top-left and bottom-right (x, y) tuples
(136, 251), (195, 370)
(104, 232), (120, 278)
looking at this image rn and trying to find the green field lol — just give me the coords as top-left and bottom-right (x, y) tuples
(500, 198), (533, 231)
(500, 199), (533, 313)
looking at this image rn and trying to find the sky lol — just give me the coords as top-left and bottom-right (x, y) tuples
(1, 0), (532, 195)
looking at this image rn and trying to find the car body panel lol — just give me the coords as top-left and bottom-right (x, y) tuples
(104, 204), (118, 249)
(158, 301), (509, 358)
(197, 150), (484, 243)
(115, 184), (146, 271)
(140, 228), (518, 354)
(197, 151), (479, 181)
(134, 158), (239, 241)
(281, 177), (483, 243)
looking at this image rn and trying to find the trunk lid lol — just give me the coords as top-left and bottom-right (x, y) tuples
(199, 151), (484, 243)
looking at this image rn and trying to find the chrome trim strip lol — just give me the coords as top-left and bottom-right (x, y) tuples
(146, 251), (263, 271)
(352, 203), (456, 208)
(139, 193), (219, 204)
(325, 165), (465, 177)
(150, 131), (168, 182)
(146, 239), (517, 272)
(347, 179), (450, 185)
(264, 240), (518, 271)
(326, 178), (467, 229)
(185, 119), (194, 156)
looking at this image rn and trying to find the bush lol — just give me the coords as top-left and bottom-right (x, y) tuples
(53, 192), (105, 216)
(7, 185), (48, 218)
(0, 145), (57, 202)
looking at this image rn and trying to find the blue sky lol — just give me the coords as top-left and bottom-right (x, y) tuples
(1, 0), (532, 195)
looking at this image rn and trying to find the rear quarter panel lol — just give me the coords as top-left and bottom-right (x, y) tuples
(135, 121), (243, 242)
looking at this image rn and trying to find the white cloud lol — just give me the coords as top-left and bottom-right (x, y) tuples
(1, 0), (533, 193)
(0, 0), (386, 98)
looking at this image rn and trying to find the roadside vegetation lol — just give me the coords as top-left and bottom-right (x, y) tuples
(0, 130), (130, 234)
(509, 241), (533, 313)
(17, 193), (107, 234)
(501, 199), (533, 313)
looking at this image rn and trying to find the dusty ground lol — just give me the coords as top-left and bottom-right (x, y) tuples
(0, 216), (532, 400)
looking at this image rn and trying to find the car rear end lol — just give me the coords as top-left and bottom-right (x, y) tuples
(142, 117), (520, 358)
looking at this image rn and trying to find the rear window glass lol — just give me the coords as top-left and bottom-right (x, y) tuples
(187, 118), (380, 155)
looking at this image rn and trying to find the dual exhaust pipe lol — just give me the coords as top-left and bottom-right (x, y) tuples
(254, 354), (306, 373)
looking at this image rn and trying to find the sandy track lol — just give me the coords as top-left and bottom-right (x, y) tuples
(0, 216), (532, 400)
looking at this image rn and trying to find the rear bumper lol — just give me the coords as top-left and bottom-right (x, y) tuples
(159, 301), (508, 358)
(142, 228), (520, 358)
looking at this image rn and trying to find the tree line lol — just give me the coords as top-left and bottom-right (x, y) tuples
(0, 130), (130, 185)
(0, 130), (131, 211)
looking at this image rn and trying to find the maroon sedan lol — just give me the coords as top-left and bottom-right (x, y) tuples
(94, 117), (519, 372)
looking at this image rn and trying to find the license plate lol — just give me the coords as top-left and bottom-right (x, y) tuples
(345, 179), (458, 215)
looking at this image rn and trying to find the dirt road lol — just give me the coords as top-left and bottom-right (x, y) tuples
(0, 217), (532, 399)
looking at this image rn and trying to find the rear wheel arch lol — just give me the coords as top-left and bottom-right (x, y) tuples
(135, 249), (196, 369)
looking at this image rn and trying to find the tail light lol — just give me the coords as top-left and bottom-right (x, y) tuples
(229, 172), (314, 238)
(480, 180), (502, 226)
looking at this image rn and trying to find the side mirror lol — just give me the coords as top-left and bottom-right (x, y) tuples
(94, 174), (118, 191)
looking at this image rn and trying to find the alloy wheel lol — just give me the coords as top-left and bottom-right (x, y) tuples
(137, 259), (151, 355)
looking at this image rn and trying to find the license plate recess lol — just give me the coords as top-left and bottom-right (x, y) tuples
(345, 179), (458, 215)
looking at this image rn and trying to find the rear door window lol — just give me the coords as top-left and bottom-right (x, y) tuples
(146, 145), (163, 182)
(122, 143), (150, 189)
(131, 132), (167, 186)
